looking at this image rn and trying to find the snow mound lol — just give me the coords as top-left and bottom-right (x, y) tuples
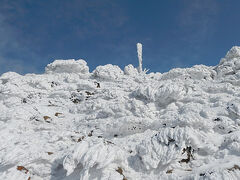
(216, 46), (240, 79)
(93, 64), (124, 80)
(45, 59), (89, 74)
(1, 47), (240, 180)
(132, 80), (186, 106)
(161, 65), (215, 80)
(63, 138), (127, 179)
(225, 46), (240, 59)
(124, 64), (138, 76)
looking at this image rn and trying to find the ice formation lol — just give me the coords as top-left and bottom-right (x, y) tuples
(1, 47), (240, 180)
(137, 43), (143, 73)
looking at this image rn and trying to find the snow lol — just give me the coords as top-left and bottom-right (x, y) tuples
(124, 64), (138, 76)
(45, 59), (89, 74)
(1, 47), (240, 179)
(93, 64), (124, 80)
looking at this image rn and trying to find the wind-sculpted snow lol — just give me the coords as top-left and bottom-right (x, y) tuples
(93, 64), (124, 80)
(132, 81), (186, 106)
(1, 47), (240, 180)
(45, 59), (89, 74)
(63, 138), (127, 180)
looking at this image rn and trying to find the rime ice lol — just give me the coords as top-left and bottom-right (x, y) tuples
(137, 43), (143, 73)
(1, 47), (240, 179)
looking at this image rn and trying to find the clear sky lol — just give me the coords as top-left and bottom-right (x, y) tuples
(0, 0), (240, 75)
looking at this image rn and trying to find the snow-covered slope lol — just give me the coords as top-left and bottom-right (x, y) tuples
(1, 47), (240, 180)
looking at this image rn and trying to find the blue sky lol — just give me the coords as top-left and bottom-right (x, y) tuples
(0, 0), (240, 74)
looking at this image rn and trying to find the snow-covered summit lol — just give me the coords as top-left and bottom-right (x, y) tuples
(1, 47), (240, 180)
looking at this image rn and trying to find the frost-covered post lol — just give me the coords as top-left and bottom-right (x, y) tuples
(137, 43), (143, 73)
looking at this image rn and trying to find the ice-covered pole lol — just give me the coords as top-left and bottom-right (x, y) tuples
(137, 43), (143, 73)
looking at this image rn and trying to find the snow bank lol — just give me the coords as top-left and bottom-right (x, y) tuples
(1, 47), (240, 180)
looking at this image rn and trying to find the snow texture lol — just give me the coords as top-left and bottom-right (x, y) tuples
(1, 47), (240, 180)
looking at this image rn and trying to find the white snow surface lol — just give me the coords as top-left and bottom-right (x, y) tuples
(1, 47), (240, 180)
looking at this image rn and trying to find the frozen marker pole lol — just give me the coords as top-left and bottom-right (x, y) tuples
(137, 43), (143, 73)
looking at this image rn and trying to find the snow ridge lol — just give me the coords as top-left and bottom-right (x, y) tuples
(1, 47), (240, 179)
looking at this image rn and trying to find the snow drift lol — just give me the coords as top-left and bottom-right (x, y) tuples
(1, 47), (240, 180)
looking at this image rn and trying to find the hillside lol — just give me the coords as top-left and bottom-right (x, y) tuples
(1, 47), (240, 180)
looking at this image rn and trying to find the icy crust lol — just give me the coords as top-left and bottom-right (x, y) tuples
(1, 47), (240, 180)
